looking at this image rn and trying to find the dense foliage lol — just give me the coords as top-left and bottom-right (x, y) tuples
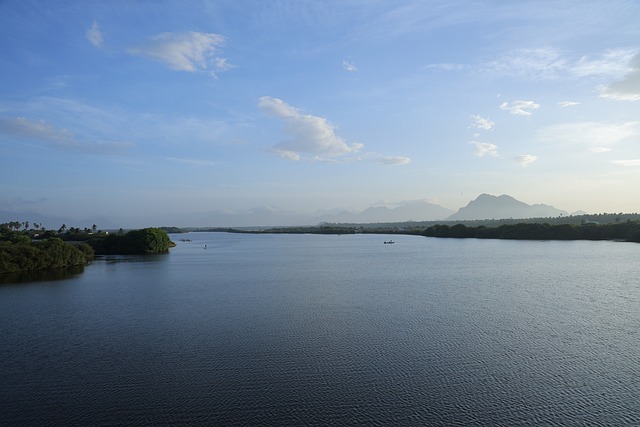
(88, 228), (174, 254)
(0, 238), (94, 274)
(422, 221), (640, 242)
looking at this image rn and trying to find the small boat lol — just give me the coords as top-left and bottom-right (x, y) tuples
(384, 240), (395, 244)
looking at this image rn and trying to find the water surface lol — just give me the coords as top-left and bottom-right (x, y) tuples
(1, 233), (638, 425)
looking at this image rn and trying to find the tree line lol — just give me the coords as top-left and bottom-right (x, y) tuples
(422, 221), (640, 242)
(1, 223), (174, 274)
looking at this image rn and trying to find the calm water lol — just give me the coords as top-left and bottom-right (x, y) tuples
(0, 233), (638, 426)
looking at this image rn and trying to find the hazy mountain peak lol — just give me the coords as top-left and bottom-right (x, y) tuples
(315, 199), (454, 224)
(448, 194), (567, 220)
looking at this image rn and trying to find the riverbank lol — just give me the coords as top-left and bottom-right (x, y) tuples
(194, 220), (640, 243)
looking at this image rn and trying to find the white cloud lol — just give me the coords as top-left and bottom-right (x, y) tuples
(538, 121), (639, 147)
(471, 115), (495, 130)
(514, 154), (537, 166)
(258, 96), (364, 161)
(499, 100), (540, 116)
(590, 147), (611, 153)
(128, 32), (228, 74)
(611, 159), (640, 167)
(470, 141), (498, 157)
(86, 20), (103, 48)
(343, 60), (358, 72)
(558, 101), (580, 107)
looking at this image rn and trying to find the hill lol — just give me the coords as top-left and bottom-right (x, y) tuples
(448, 194), (568, 221)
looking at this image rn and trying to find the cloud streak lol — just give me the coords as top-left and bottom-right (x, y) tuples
(538, 121), (639, 147)
(0, 116), (131, 155)
(129, 32), (230, 74)
(611, 159), (640, 167)
(167, 157), (218, 167)
(376, 156), (411, 165)
(484, 47), (638, 81)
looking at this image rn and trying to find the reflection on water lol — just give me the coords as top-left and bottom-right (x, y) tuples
(0, 264), (85, 285)
(97, 253), (169, 264)
(1, 254), (170, 285)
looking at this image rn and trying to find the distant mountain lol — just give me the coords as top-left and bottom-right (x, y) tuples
(316, 200), (455, 224)
(447, 194), (568, 221)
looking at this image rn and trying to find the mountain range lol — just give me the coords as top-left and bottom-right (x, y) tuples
(313, 200), (455, 224)
(0, 194), (572, 229)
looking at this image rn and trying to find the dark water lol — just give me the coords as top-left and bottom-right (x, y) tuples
(1, 233), (638, 426)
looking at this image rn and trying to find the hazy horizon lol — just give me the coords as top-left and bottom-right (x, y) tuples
(2, 1), (639, 226)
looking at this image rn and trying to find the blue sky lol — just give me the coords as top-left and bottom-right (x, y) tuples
(1, 0), (639, 227)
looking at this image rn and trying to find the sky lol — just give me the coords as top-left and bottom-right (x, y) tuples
(1, 0), (639, 227)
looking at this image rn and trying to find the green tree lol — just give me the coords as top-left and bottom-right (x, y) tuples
(88, 228), (174, 255)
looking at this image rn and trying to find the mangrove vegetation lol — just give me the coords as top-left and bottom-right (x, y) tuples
(1, 223), (174, 275)
(87, 228), (175, 255)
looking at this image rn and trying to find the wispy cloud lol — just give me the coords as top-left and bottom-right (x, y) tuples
(470, 141), (498, 157)
(0, 116), (131, 155)
(514, 154), (537, 166)
(499, 100), (540, 116)
(611, 159), (640, 167)
(167, 157), (218, 167)
(483, 47), (567, 80)
(376, 155), (411, 165)
(128, 32), (230, 75)
(471, 115), (495, 130)
(258, 96), (363, 161)
(0, 116), (73, 142)
(343, 60), (358, 72)
(483, 47), (638, 81)
(86, 20), (103, 48)
(571, 48), (638, 79)
(558, 101), (580, 107)
(590, 147), (611, 153)
(538, 121), (639, 147)
(425, 63), (467, 71)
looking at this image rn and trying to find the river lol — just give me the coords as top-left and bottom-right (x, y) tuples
(1, 233), (638, 425)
